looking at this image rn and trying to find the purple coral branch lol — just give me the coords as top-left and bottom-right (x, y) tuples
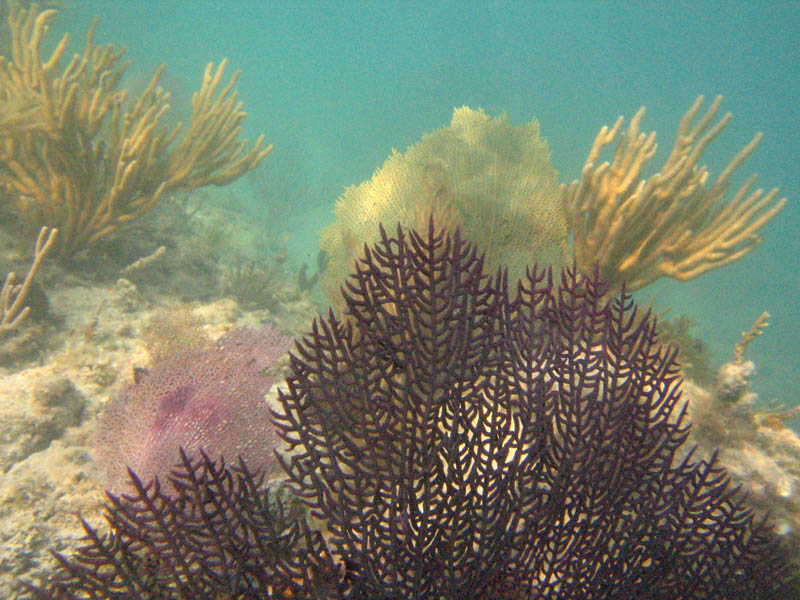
(274, 222), (795, 599)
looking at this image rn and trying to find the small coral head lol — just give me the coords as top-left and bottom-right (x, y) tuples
(95, 326), (291, 494)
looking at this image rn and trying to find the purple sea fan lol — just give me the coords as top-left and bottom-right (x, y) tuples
(95, 326), (291, 494)
(274, 222), (796, 599)
(27, 451), (344, 599)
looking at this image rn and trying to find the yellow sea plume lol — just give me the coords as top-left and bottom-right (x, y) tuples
(562, 96), (785, 292)
(0, 6), (270, 259)
(320, 106), (570, 309)
(1, 226), (57, 336)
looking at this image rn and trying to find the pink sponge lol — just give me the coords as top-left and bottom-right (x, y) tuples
(95, 326), (291, 494)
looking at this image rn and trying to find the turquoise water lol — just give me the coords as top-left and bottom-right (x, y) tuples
(60, 1), (799, 414)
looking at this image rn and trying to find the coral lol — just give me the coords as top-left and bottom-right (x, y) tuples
(716, 359), (758, 405)
(27, 451), (343, 600)
(703, 312), (799, 438)
(0, 6), (270, 259)
(734, 310), (770, 364)
(139, 303), (209, 365)
(298, 249), (329, 292)
(319, 106), (569, 311)
(25, 223), (798, 598)
(714, 312), (770, 404)
(682, 374), (800, 575)
(0, 226), (57, 337)
(120, 245), (167, 276)
(94, 327), (291, 494)
(562, 95), (785, 292)
(275, 222), (795, 598)
(223, 258), (285, 311)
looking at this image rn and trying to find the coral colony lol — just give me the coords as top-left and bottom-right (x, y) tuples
(29, 224), (797, 599)
(0, 6), (270, 261)
(2, 5), (797, 598)
(94, 327), (291, 494)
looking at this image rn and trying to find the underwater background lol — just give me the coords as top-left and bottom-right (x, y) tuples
(59, 0), (799, 413)
(2, 1), (800, 596)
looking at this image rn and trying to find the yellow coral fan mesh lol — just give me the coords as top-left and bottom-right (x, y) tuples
(320, 107), (569, 311)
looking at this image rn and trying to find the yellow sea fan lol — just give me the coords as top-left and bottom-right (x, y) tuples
(320, 107), (569, 310)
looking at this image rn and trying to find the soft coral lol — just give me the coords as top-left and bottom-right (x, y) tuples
(94, 326), (291, 494)
(30, 223), (799, 599)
